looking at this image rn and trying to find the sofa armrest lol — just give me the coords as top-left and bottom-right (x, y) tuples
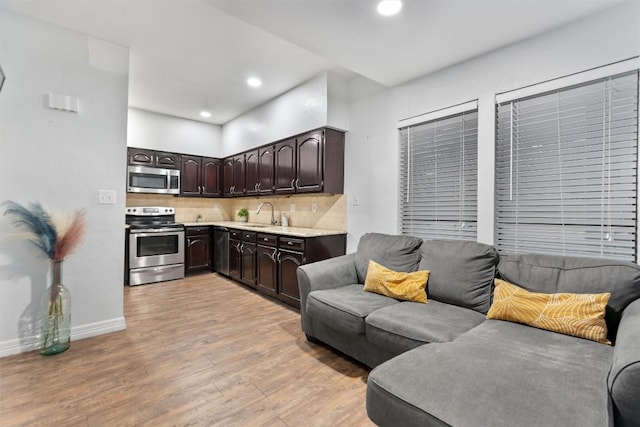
(608, 298), (640, 427)
(297, 253), (358, 336)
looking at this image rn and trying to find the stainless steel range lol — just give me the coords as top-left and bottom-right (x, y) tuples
(126, 207), (185, 286)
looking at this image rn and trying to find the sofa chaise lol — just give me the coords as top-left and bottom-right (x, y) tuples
(296, 233), (640, 427)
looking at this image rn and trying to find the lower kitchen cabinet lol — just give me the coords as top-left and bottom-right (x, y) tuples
(252, 231), (346, 309)
(185, 226), (212, 274)
(277, 249), (304, 307)
(256, 245), (278, 297)
(228, 229), (258, 288)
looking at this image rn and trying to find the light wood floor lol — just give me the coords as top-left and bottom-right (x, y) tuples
(0, 274), (374, 426)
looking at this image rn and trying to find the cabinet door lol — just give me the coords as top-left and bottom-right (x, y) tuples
(258, 146), (275, 195)
(278, 250), (304, 308)
(128, 148), (155, 167)
(201, 157), (221, 197)
(222, 157), (234, 197)
(181, 155), (202, 196)
(229, 239), (242, 281)
(186, 234), (211, 273)
(296, 131), (323, 193)
(155, 152), (181, 169)
(233, 155), (246, 196)
(256, 245), (278, 297)
(244, 150), (260, 196)
(240, 242), (257, 287)
(274, 138), (296, 194)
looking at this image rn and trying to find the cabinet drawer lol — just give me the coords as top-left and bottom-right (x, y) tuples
(279, 236), (305, 251)
(230, 229), (242, 240)
(186, 226), (210, 236)
(241, 231), (257, 242)
(257, 233), (278, 247)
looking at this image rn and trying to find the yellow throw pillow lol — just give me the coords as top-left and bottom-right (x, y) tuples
(363, 260), (429, 303)
(487, 279), (611, 345)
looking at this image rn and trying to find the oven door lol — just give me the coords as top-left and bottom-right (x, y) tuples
(129, 229), (185, 269)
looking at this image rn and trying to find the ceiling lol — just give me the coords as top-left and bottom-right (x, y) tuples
(0, 0), (625, 125)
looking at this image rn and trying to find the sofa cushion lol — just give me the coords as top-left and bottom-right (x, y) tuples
(363, 260), (429, 303)
(365, 300), (485, 353)
(306, 285), (399, 335)
(487, 279), (611, 344)
(367, 319), (614, 427)
(355, 233), (423, 283)
(498, 254), (640, 337)
(419, 240), (499, 314)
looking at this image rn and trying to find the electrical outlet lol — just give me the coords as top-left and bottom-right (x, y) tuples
(290, 203), (296, 212)
(312, 203), (317, 214)
(353, 196), (360, 206)
(98, 189), (116, 204)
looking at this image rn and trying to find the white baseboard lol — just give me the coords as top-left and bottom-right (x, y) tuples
(0, 317), (127, 358)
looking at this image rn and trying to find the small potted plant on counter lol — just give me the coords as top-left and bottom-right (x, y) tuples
(237, 208), (249, 222)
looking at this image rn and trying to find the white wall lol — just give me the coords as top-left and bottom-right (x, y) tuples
(0, 10), (129, 356)
(127, 108), (222, 157)
(222, 73), (330, 156)
(345, 1), (640, 252)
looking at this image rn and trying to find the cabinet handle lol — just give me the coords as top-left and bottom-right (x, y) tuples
(199, 185), (203, 194)
(254, 183), (259, 192)
(270, 249), (277, 261)
(277, 251), (281, 263)
(287, 241), (293, 245)
(295, 178), (299, 189)
(290, 178), (295, 189)
(263, 237), (268, 242)
(257, 182), (261, 190)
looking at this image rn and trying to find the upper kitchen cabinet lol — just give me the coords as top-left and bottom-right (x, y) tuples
(181, 155), (221, 197)
(274, 137), (297, 194)
(274, 128), (345, 195)
(128, 147), (181, 169)
(246, 146), (275, 196)
(223, 155), (246, 197)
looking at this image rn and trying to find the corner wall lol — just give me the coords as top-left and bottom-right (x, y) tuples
(0, 10), (129, 356)
(344, 1), (640, 252)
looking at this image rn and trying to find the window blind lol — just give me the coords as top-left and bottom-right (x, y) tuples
(399, 110), (478, 241)
(495, 70), (639, 261)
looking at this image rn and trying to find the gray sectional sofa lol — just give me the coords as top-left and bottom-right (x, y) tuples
(296, 233), (640, 427)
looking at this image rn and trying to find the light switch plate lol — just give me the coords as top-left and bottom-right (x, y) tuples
(311, 203), (317, 214)
(98, 189), (116, 204)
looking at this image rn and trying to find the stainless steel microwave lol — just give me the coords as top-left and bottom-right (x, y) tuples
(127, 165), (180, 194)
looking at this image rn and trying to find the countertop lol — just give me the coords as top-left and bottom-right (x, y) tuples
(181, 221), (346, 238)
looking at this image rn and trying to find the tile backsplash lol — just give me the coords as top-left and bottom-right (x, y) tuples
(126, 193), (346, 231)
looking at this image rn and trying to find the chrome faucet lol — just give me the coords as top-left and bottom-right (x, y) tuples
(256, 202), (277, 225)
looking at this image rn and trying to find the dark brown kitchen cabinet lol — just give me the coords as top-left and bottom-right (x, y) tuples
(245, 150), (260, 196)
(277, 249), (305, 307)
(185, 226), (212, 274)
(274, 138), (297, 194)
(273, 128), (344, 195)
(233, 155), (246, 196)
(222, 157), (234, 197)
(229, 237), (242, 281)
(181, 156), (221, 197)
(296, 130), (323, 193)
(253, 232), (347, 309)
(258, 147), (275, 195)
(256, 233), (278, 297)
(223, 155), (246, 197)
(228, 229), (257, 288)
(246, 147), (275, 196)
(128, 147), (181, 169)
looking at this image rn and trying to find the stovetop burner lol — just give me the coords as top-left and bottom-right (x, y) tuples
(126, 206), (183, 232)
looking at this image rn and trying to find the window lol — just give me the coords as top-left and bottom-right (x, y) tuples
(399, 108), (478, 241)
(495, 70), (639, 261)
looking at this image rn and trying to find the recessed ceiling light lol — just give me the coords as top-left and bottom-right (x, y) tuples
(247, 77), (262, 88)
(377, 0), (402, 16)
(200, 111), (211, 118)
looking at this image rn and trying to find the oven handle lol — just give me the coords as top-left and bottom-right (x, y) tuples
(130, 229), (185, 237)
